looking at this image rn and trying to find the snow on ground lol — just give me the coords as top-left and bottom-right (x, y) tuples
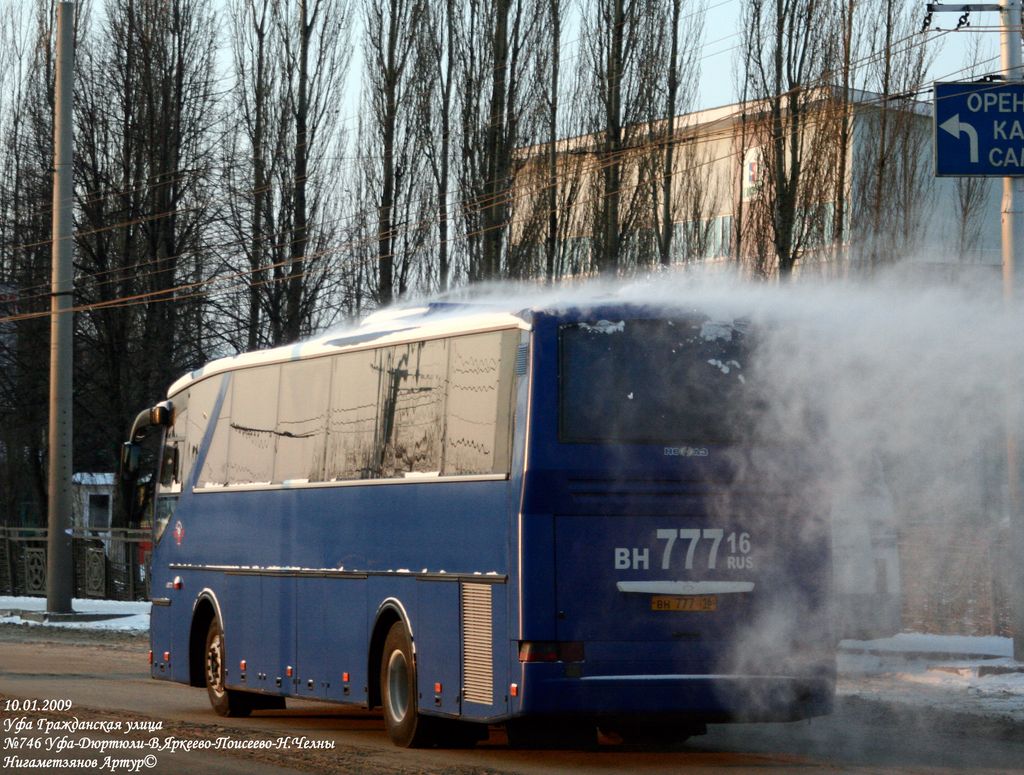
(0, 595), (150, 631)
(838, 633), (1024, 724)
(842, 632), (1012, 658)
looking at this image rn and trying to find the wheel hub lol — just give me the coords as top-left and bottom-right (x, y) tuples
(386, 649), (409, 723)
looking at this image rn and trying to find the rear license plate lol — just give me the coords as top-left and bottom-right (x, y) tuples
(651, 595), (717, 612)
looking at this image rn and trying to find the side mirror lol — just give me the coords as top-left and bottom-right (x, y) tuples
(129, 400), (173, 442)
(150, 402), (172, 427)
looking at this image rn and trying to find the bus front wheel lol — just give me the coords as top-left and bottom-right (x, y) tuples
(204, 619), (252, 717)
(380, 621), (432, 747)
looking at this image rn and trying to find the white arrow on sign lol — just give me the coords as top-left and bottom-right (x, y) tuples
(939, 114), (979, 163)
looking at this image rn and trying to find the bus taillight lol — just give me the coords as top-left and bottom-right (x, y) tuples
(518, 641), (584, 663)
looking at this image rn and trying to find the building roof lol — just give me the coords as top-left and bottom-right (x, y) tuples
(72, 472), (116, 487)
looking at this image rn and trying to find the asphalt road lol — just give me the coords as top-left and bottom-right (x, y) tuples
(1, 625), (1022, 774)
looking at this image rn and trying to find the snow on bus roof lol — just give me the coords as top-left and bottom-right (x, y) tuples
(165, 281), (757, 397)
(167, 302), (532, 397)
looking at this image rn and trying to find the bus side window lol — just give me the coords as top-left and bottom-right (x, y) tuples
(326, 349), (381, 480)
(382, 339), (447, 478)
(444, 331), (516, 476)
(194, 375), (231, 488)
(274, 358), (330, 483)
(321, 329), (519, 483)
(227, 365), (280, 485)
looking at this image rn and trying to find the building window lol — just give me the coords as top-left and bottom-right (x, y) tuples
(88, 493), (111, 529)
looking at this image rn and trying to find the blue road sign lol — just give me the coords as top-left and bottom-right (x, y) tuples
(935, 81), (1024, 177)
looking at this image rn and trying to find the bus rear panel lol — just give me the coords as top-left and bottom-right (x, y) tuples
(511, 310), (834, 727)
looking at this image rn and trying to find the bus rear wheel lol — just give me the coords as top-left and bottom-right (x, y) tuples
(380, 621), (433, 747)
(204, 619), (252, 717)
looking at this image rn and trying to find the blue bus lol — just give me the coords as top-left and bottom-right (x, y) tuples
(122, 300), (835, 747)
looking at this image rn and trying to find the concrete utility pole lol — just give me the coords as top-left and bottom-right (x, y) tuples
(998, 0), (1024, 665)
(46, 1), (75, 614)
(1000, 0), (1024, 298)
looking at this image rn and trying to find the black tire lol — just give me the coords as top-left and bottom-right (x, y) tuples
(204, 618), (252, 717)
(380, 621), (433, 747)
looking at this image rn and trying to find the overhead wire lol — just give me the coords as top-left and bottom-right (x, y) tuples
(2, 50), (993, 307)
(0, 16), (1010, 327)
(4, 0), (740, 227)
(0, 0), (929, 243)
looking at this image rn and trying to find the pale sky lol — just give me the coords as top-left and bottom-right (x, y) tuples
(696, 2), (1003, 110)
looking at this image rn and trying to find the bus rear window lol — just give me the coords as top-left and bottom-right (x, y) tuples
(559, 318), (753, 445)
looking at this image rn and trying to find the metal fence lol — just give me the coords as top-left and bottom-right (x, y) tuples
(0, 527), (151, 601)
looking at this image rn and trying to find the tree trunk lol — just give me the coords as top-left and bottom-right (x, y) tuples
(285, 0), (311, 342)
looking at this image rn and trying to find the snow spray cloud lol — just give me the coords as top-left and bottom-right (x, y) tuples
(440, 272), (1020, 518)
(365, 272), (1019, 698)
(426, 268), (1021, 544)
(636, 269), (1020, 720)
(435, 270), (1021, 708)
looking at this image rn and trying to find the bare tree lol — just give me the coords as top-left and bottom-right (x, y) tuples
(457, 0), (543, 282)
(543, 0), (562, 281)
(413, 0), (458, 292)
(498, 0), (586, 281)
(224, 0), (351, 346)
(578, 0), (664, 274)
(824, 0), (870, 264)
(673, 136), (722, 262)
(276, 0), (352, 341)
(73, 0), (221, 486)
(360, 0), (430, 306)
(738, 0), (835, 278)
(0, 1), (58, 523)
(479, 0), (512, 280)
(652, 0), (705, 267)
(849, 0), (935, 269)
(225, 0), (282, 351)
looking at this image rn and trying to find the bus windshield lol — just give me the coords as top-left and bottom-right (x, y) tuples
(559, 317), (754, 445)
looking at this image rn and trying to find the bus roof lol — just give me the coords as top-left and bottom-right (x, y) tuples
(167, 302), (533, 397)
(166, 293), (755, 398)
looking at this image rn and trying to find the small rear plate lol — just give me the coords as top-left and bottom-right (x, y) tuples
(651, 595), (717, 612)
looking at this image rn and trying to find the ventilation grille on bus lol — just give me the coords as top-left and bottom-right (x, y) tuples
(461, 582), (494, 705)
(515, 344), (529, 375)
